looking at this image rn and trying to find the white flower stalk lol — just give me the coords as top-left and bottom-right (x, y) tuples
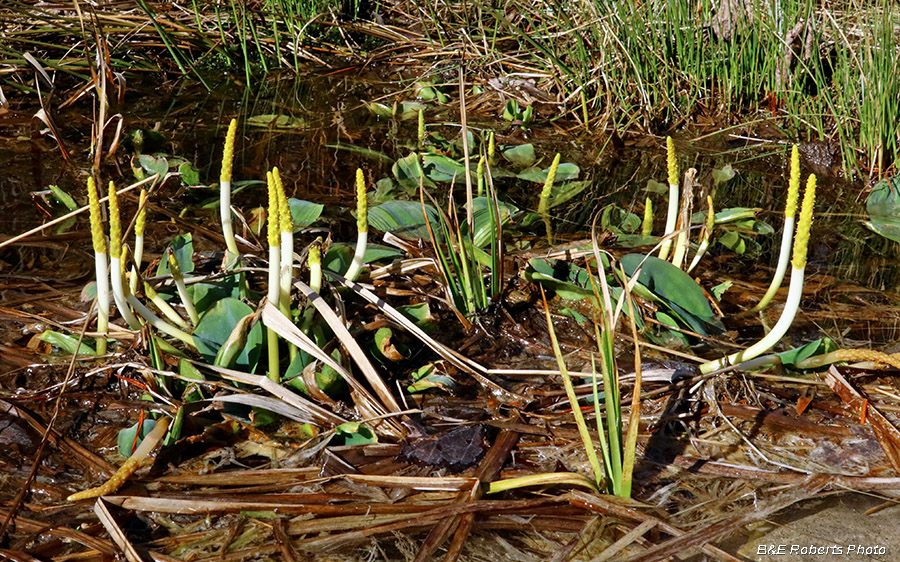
(130, 188), (148, 296)
(134, 188), (148, 268)
(658, 136), (679, 261)
(220, 119), (240, 258)
(273, 168), (294, 312)
(166, 250), (199, 326)
(700, 174), (816, 374)
(265, 170), (281, 382)
(308, 238), (323, 294)
(752, 145), (801, 313)
(687, 195), (715, 273)
(87, 178), (110, 355)
(344, 169), (368, 281)
(274, 167), (297, 361)
(107, 181), (140, 330)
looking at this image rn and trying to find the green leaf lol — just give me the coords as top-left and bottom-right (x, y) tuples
(48, 185), (77, 210)
(323, 243), (405, 273)
(712, 164), (736, 185)
(547, 180), (591, 209)
(193, 298), (263, 373)
(777, 338), (837, 368)
(710, 280), (733, 301)
(502, 100), (520, 121)
(422, 153), (466, 183)
(179, 161), (201, 186)
(407, 362), (455, 392)
(399, 101), (426, 120)
(517, 162), (579, 183)
(558, 307), (588, 323)
(288, 198), (324, 229)
(39, 330), (96, 356)
(368, 200), (440, 240)
(619, 254), (723, 335)
(157, 233), (194, 275)
(392, 152), (432, 187)
(645, 179), (668, 194)
(524, 258), (596, 302)
(284, 346), (346, 397)
(470, 197), (517, 248)
(118, 419), (157, 457)
(601, 205), (642, 234)
(396, 302), (437, 332)
(247, 114), (306, 129)
(364, 102), (396, 118)
(501, 144), (536, 167)
(718, 230), (746, 254)
(332, 422), (377, 446)
(373, 327), (404, 361)
(865, 176), (900, 243)
(138, 154), (168, 177)
(416, 83), (439, 101)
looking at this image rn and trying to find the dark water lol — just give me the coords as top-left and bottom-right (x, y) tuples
(2, 71), (899, 347)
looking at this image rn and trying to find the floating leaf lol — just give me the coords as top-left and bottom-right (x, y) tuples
(422, 153), (466, 183)
(193, 298), (263, 373)
(137, 154), (168, 177)
(368, 200), (440, 240)
(645, 179), (668, 194)
(500, 144), (536, 167)
(179, 161), (201, 186)
(364, 102), (396, 118)
(518, 162), (579, 183)
(865, 176), (900, 243)
(247, 114), (306, 129)
(712, 163), (736, 185)
(288, 198), (324, 229)
(547, 180), (591, 209)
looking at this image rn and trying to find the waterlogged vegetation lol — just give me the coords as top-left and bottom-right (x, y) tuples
(2, 1), (900, 560)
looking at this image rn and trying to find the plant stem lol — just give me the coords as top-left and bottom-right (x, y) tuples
(700, 174), (816, 373)
(220, 119), (240, 258)
(266, 170), (281, 382)
(752, 145), (801, 312)
(87, 177), (109, 355)
(344, 169), (368, 282)
(658, 136), (679, 261)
